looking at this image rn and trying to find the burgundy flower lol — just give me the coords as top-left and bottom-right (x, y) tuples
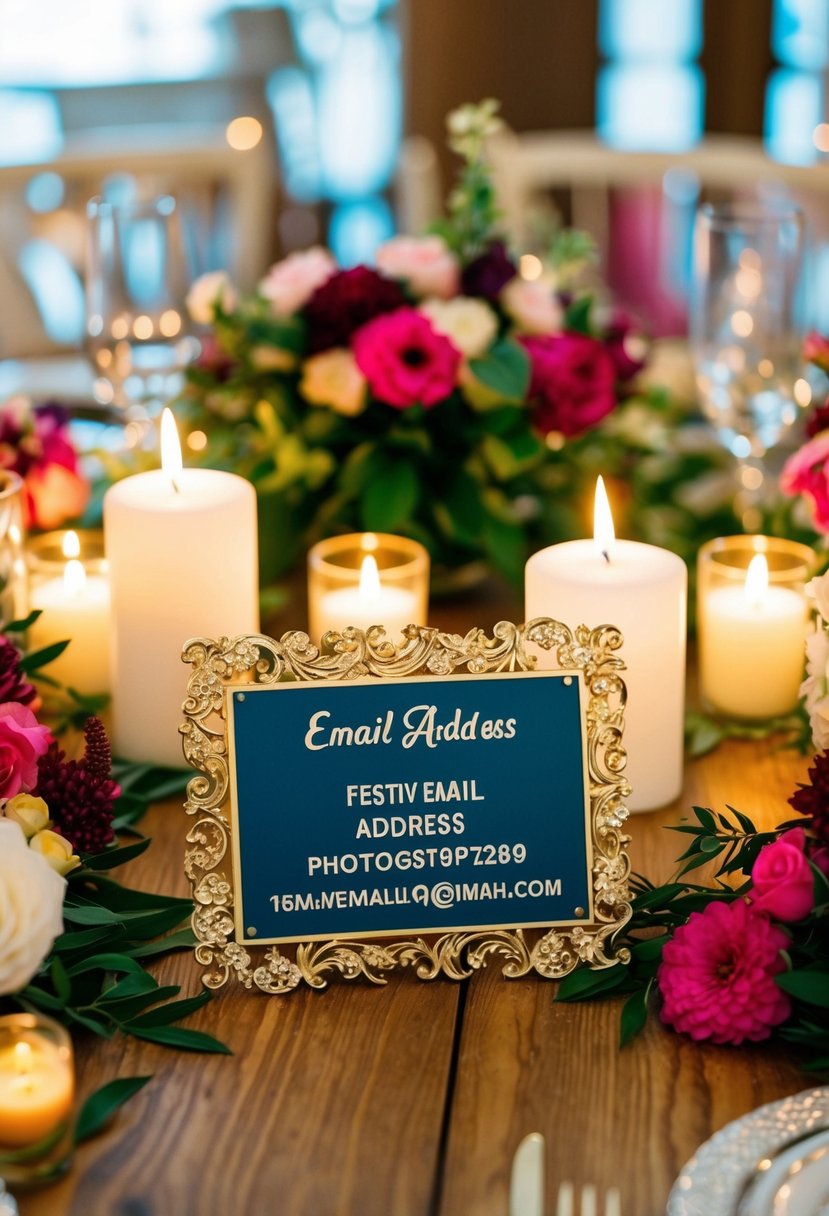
(303, 267), (406, 353)
(460, 240), (517, 302)
(194, 333), (235, 382)
(790, 749), (829, 851)
(657, 898), (791, 1045)
(353, 308), (461, 409)
(806, 400), (829, 438)
(35, 717), (120, 854)
(522, 332), (617, 437)
(604, 312), (647, 382)
(0, 637), (36, 707)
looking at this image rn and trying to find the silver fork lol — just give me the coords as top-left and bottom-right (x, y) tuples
(556, 1182), (622, 1216)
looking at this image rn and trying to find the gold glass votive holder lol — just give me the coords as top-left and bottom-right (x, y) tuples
(308, 533), (429, 642)
(0, 470), (27, 625)
(697, 535), (814, 720)
(0, 1013), (75, 1188)
(26, 529), (111, 696)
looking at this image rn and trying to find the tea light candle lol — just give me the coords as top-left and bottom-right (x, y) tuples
(104, 409), (258, 767)
(698, 536), (811, 719)
(308, 533), (429, 642)
(525, 477), (687, 812)
(28, 530), (111, 695)
(0, 1016), (74, 1148)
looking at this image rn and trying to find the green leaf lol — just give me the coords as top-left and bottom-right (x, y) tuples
(482, 514), (526, 585)
(556, 964), (629, 1002)
(361, 458), (419, 531)
(776, 971), (829, 1007)
(129, 1026), (232, 1054)
(128, 992), (212, 1028)
(4, 610), (42, 632)
(129, 929), (196, 958)
(619, 984), (651, 1047)
(50, 957), (71, 1006)
(62, 905), (124, 926)
(80, 838), (151, 871)
(98, 971), (160, 1004)
(52, 926), (117, 954)
(75, 1076), (152, 1143)
(66, 953), (145, 978)
(20, 639), (70, 673)
(468, 339), (530, 403)
(563, 295), (593, 335)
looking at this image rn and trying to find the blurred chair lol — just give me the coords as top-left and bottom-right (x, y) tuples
(0, 123), (275, 359)
(486, 130), (829, 335)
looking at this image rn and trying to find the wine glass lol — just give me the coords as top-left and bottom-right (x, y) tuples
(85, 195), (200, 421)
(690, 200), (805, 528)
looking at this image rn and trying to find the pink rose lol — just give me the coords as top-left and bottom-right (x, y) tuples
(500, 277), (562, 335)
(781, 432), (829, 532)
(0, 703), (52, 799)
(805, 331), (829, 373)
(522, 332), (617, 437)
(375, 236), (459, 300)
(658, 898), (791, 1045)
(750, 827), (815, 921)
(259, 248), (336, 317)
(25, 464), (90, 531)
(352, 308), (461, 409)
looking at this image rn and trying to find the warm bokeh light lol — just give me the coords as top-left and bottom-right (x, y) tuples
(226, 116), (263, 151)
(814, 123), (829, 152)
(794, 377), (812, 407)
(159, 309), (182, 337)
(133, 314), (153, 341)
(519, 254), (543, 281)
(731, 309), (754, 338)
(186, 429), (208, 452)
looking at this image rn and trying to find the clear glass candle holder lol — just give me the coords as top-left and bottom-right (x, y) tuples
(26, 529), (111, 696)
(0, 470), (27, 625)
(697, 535), (814, 720)
(0, 1013), (75, 1188)
(308, 533), (429, 643)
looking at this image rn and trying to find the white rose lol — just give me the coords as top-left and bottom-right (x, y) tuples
(801, 624), (829, 750)
(807, 571), (829, 626)
(186, 271), (237, 325)
(0, 819), (65, 995)
(420, 296), (497, 360)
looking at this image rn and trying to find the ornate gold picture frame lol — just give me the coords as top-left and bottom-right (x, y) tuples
(180, 619), (632, 995)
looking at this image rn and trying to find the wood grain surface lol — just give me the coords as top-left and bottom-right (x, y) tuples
(19, 577), (815, 1216)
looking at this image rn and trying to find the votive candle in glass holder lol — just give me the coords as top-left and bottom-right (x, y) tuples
(27, 529), (111, 695)
(697, 535), (814, 720)
(0, 1013), (75, 1188)
(308, 533), (429, 642)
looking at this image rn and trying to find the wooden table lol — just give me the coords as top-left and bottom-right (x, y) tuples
(21, 577), (812, 1216)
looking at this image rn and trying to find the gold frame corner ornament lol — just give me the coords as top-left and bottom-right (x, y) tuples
(180, 620), (633, 995)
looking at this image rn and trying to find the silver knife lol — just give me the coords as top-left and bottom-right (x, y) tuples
(509, 1132), (546, 1216)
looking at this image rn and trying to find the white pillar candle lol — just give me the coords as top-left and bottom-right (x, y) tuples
(311, 552), (419, 640)
(525, 478), (687, 812)
(28, 531), (111, 695)
(699, 552), (806, 719)
(104, 409), (258, 767)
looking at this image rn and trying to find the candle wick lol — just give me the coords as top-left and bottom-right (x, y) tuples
(602, 549), (611, 565)
(171, 477), (181, 495)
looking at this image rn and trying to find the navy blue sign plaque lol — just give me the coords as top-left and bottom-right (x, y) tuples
(226, 670), (593, 946)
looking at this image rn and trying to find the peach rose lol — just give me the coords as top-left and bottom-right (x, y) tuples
(300, 349), (367, 417)
(186, 271), (237, 325)
(375, 236), (459, 300)
(501, 277), (563, 335)
(259, 248), (336, 317)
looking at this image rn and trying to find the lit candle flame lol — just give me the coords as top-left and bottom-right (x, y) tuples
(593, 476), (615, 564)
(64, 559), (86, 597)
(359, 553), (381, 601)
(744, 553), (769, 609)
(160, 408), (183, 494)
(62, 530), (80, 560)
(14, 1041), (32, 1076)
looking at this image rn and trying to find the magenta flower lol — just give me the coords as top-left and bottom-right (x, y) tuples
(781, 432), (829, 532)
(750, 827), (815, 922)
(0, 702), (52, 799)
(657, 898), (791, 1045)
(804, 331), (829, 373)
(352, 308), (461, 409)
(522, 332), (617, 437)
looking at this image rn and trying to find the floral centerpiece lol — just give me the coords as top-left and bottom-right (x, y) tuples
(178, 100), (648, 585)
(0, 396), (88, 530)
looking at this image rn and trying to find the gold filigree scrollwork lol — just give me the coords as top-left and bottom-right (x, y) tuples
(181, 620), (632, 994)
